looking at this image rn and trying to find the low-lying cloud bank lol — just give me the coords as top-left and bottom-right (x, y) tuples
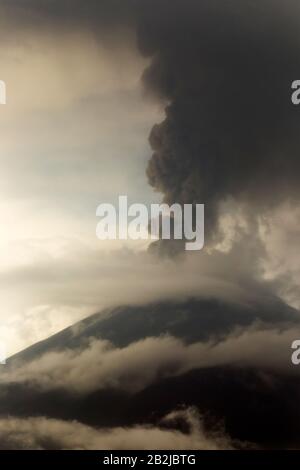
(3, 325), (299, 394)
(0, 408), (235, 450)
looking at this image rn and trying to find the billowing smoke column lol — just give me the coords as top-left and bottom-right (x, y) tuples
(138, 0), (300, 236)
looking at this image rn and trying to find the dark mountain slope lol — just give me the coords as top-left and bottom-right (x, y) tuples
(1, 295), (299, 448)
(9, 295), (299, 365)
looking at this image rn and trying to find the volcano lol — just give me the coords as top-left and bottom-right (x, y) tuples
(1, 295), (300, 449)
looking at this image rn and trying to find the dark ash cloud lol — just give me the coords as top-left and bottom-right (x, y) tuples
(143, 1), (300, 236)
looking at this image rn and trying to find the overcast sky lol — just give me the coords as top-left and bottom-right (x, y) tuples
(0, 23), (165, 354)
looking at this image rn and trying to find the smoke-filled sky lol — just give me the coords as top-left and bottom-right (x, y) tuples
(0, 0), (300, 359)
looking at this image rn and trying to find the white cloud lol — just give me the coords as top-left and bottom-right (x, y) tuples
(4, 325), (299, 394)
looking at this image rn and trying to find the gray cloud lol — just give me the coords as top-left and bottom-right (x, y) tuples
(4, 324), (300, 395)
(0, 408), (235, 450)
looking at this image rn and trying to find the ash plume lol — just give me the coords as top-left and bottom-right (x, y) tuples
(141, 0), (300, 236)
